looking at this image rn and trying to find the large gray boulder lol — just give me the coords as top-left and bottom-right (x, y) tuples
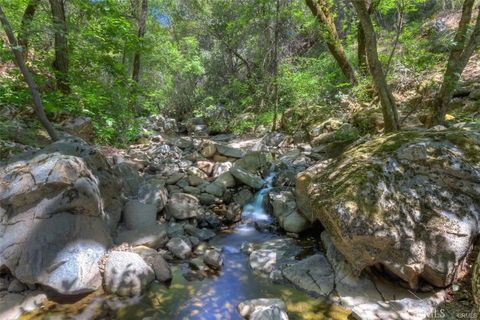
(104, 251), (154, 296)
(15, 213), (110, 295)
(296, 125), (480, 288)
(230, 167), (264, 189)
(0, 140), (116, 295)
(115, 224), (168, 249)
(282, 254), (334, 297)
(234, 189), (254, 206)
(281, 233), (446, 318)
(123, 200), (157, 230)
(215, 144), (246, 158)
(113, 162), (143, 199)
(165, 193), (203, 220)
(268, 190), (310, 234)
(40, 138), (123, 229)
(137, 181), (168, 212)
(234, 152), (267, 172)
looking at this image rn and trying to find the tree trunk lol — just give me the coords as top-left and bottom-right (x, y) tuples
(18, 0), (41, 61)
(271, 0), (280, 132)
(433, 0), (480, 125)
(49, 0), (70, 94)
(132, 0), (148, 114)
(357, 22), (367, 74)
(357, 0), (377, 74)
(306, 0), (357, 85)
(351, 0), (399, 132)
(132, 0), (148, 84)
(0, 5), (59, 141)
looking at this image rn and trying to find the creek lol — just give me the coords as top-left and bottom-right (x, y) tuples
(23, 173), (350, 320)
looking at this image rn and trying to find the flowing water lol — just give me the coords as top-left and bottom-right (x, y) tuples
(22, 174), (350, 320)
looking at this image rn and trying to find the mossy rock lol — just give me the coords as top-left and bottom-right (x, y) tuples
(296, 123), (480, 289)
(351, 109), (384, 135)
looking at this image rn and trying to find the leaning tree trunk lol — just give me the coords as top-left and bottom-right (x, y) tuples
(49, 0), (70, 94)
(433, 0), (480, 125)
(18, 0), (41, 60)
(306, 0), (357, 85)
(0, 5), (59, 141)
(357, 0), (377, 74)
(131, 0), (148, 113)
(351, 0), (399, 132)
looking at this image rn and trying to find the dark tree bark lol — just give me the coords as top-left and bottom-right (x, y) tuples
(130, 0), (148, 113)
(18, 0), (41, 60)
(272, 0), (280, 132)
(49, 0), (70, 93)
(132, 0), (148, 84)
(351, 0), (399, 132)
(0, 5), (59, 141)
(357, 22), (367, 74)
(433, 1), (480, 125)
(306, 0), (357, 85)
(357, 0), (377, 74)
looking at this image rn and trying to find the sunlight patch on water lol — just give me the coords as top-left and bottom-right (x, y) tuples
(222, 245), (241, 254)
(233, 224), (257, 235)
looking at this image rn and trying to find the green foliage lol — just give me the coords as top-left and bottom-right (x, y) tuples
(232, 111), (274, 134)
(377, 0), (428, 15)
(0, 0), (474, 144)
(397, 22), (447, 73)
(333, 126), (360, 142)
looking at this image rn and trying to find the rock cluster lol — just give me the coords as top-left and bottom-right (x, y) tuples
(0, 126), (286, 303)
(1, 113), (478, 320)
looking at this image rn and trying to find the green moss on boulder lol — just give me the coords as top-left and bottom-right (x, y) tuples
(296, 123), (480, 288)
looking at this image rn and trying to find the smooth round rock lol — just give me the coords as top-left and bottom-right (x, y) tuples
(104, 251), (154, 296)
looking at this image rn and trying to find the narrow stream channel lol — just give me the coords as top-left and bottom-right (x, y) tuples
(23, 174), (350, 320)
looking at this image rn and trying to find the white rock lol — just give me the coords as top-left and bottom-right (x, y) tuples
(104, 251), (154, 296)
(250, 250), (277, 274)
(238, 298), (287, 318)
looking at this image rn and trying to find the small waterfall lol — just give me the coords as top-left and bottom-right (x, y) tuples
(241, 172), (275, 223)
